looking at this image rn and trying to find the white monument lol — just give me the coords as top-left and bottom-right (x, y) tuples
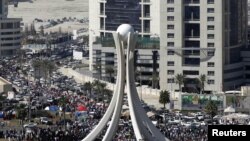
(83, 24), (168, 141)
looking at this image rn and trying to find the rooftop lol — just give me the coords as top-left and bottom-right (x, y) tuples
(93, 36), (159, 49)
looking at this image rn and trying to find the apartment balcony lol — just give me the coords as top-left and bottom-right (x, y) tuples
(167, 47), (215, 61)
(184, 0), (200, 5)
(140, 0), (151, 5)
(99, 11), (106, 17)
(98, 0), (107, 3)
(137, 67), (153, 72)
(143, 28), (150, 33)
(140, 13), (151, 20)
(184, 36), (200, 40)
(136, 60), (153, 64)
(184, 18), (200, 23)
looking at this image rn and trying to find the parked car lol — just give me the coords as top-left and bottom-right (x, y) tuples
(40, 117), (53, 125)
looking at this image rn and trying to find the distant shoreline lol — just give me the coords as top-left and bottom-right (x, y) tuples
(8, 0), (88, 24)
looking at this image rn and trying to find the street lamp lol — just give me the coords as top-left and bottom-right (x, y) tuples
(139, 66), (142, 101)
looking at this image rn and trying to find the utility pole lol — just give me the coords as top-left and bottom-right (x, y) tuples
(29, 96), (31, 123)
(140, 67), (142, 101)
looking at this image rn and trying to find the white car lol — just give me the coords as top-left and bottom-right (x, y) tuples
(200, 121), (207, 126)
(181, 122), (192, 127)
(196, 115), (204, 120)
(40, 117), (52, 124)
(23, 123), (37, 128)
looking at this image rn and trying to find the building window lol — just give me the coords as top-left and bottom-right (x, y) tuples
(208, 51), (214, 56)
(167, 33), (174, 38)
(207, 0), (214, 4)
(167, 61), (175, 66)
(207, 17), (214, 21)
(207, 34), (214, 39)
(168, 50), (175, 55)
(208, 71), (215, 76)
(167, 78), (175, 83)
(207, 62), (214, 67)
(167, 70), (175, 75)
(208, 79), (215, 84)
(167, 16), (174, 21)
(167, 0), (174, 3)
(167, 7), (174, 12)
(167, 25), (174, 29)
(207, 8), (214, 13)
(183, 70), (199, 75)
(207, 25), (214, 30)
(208, 43), (214, 47)
(167, 42), (174, 47)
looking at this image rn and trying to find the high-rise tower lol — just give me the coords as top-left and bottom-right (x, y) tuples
(160, 0), (248, 92)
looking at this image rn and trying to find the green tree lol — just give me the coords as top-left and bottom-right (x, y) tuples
(17, 49), (26, 70)
(175, 73), (185, 93)
(197, 74), (206, 94)
(103, 88), (112, 106)
(59, 96), (68, 130)
(43, 60), (57, 85)
(151, 72), (159, 89)
(40, 25), (44, 35)
(32, 60), (42, 81)
(93, 80), (107, 102)
(16, 104), (27, 120)
(105, 66), (114, 82)
(205, 100), (218, 119)
(84, 82), (93, 99)
(94, 63), (102, 80)
(159, 90), (170, 109)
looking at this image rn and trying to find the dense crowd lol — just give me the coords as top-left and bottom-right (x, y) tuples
(0, 55), (211, 141)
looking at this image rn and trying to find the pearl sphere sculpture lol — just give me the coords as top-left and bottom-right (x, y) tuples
(116, 24), (134, 42)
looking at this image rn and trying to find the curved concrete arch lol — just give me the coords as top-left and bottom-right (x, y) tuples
(83, 25), (169, 141)
(126, 32), (146, 140)
(126, 33), (168, 141)
(82, 32), (122, 141)
(102, 33), (126, 141)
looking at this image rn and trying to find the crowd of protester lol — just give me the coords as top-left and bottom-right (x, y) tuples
(0, 56), (211, 141)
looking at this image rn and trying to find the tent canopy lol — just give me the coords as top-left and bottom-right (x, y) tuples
(44, 106), (59, 111)
(147, 111), (156, 117)
(122, 105), (129, 110)
(77, 105), (87, 111)
(222, 113), (250, 120)
(224, 106), (235, 113)
(0, 111), (4, 118)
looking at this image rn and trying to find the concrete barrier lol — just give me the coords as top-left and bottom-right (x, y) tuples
(59, 67), (161, 96)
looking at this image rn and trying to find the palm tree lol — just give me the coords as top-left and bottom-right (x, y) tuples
(198, 74), (206, 94)
(32, 60), (42, 81)
(92, 80), (107, 103)
(94, 63), (102, 80)
(15, 104), (27, 121)
(84, 82), (93, 99)
(175, 73), (185, 93)
(151, 72), (159, 89)
(45, 61), (57, 85)
(159, 90), (170, 109)
(105, 66), (114, 82)
(17, 49), (26, 70)
(59, 96), (67, 130)
(103, 88), (112, 103)
(205, 100), (218, 120)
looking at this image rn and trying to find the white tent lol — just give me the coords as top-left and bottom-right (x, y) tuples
(147, 111), (156, 117)
(224, 106), (235, 113)
(122, 105), (129, 110)
(222, 113), (250, 120)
